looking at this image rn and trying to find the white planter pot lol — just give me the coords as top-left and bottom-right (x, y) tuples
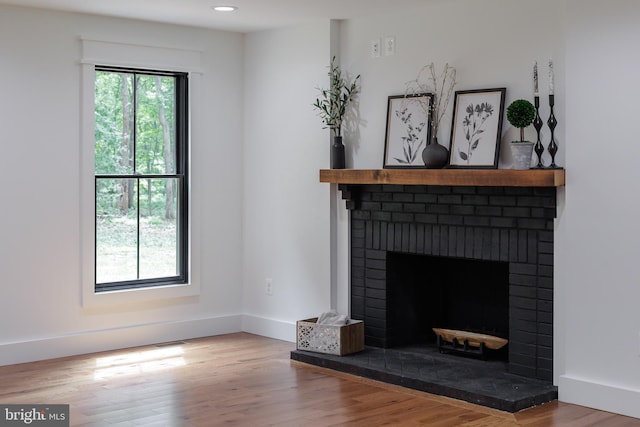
(510, 142), (534, 170)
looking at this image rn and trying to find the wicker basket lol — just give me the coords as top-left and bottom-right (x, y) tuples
(296, 317), (364, 356)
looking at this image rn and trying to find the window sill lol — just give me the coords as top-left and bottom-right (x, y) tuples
(81, 281), (200, 308)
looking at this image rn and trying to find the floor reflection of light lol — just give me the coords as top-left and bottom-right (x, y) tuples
(93, 346), (186, 380)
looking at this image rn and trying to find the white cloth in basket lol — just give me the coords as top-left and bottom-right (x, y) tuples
(316, 310), (348, 326)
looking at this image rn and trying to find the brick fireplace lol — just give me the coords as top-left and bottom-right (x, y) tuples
(347, 183), (556, 381)
(292, 169), (563, 411)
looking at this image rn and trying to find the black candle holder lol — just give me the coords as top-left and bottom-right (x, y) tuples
(547, 94), (559, 169)
(533, 96), (544, 168)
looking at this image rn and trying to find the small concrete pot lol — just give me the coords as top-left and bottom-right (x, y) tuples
(510, 141), (534, 170)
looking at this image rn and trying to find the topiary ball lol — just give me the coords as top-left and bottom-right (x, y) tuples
(506, 99), (536, 129)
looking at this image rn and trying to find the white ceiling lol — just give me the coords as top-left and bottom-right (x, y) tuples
(0, 0), (427, 33)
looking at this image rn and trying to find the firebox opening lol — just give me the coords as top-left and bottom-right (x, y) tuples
(386, 252), (509, 358)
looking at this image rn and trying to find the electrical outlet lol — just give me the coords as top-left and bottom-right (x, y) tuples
(371, 39), (381, 58)
(265, 278), (273, 296)
(384, 36), (396, 56)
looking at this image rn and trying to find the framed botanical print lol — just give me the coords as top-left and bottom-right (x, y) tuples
(448, 88), (506, 168)
(383, 93), (433, 168)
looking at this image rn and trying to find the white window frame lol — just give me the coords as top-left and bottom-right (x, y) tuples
(80, 38), (203, 307)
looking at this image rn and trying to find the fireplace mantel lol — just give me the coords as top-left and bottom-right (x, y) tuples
(320, 168), (565, 187)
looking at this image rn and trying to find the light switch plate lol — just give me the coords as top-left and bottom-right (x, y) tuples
(384, 36), (396, 56)
(371, 39), (381, 58)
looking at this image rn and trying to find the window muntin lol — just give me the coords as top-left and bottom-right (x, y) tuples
(94, 67), (188, 292)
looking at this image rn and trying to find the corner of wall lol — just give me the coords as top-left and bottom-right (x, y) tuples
(242, 315), (296, 343)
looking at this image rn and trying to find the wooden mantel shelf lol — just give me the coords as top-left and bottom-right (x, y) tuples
(319, 168), (565, 187)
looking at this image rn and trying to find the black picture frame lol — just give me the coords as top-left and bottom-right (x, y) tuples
(383, 93), (433, 168)
(448, 88), (506, 169)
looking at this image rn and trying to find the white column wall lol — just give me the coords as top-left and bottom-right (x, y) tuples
(241, 22), (333, 339)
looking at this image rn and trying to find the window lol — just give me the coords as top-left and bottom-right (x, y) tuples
(94, 66), (188, 292)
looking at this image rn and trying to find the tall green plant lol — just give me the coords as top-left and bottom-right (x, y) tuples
(313, 56), (360, 137)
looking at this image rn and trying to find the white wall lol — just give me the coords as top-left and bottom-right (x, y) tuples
(0, 5), (245, 364)
(242, 22), (333, 339)
(339, 0), (565, 169)
(558, 0), (640, 418)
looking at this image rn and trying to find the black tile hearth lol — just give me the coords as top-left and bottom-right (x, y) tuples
(291, 345), (557, 413)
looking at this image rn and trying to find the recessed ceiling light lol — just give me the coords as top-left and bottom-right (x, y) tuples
(212, 6), (238, 12)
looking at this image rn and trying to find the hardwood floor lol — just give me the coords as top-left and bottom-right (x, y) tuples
(0, 333), (638, 426)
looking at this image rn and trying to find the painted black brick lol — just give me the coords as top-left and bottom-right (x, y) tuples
(372, 211), (392, 222)
(345, 184), (557, 382)
(538, 300), (553, 313)
(538, 288), (553, 301)
(404, 203), (427, 213)
(427, 186), (452, 194)
(372, 192), (394, 202)
(478, 187), (505, 195)
(366, 249), (386, 260)
(538, 323), (553, 336)
(439, 215), (464, 226)
(352, 257), (365, 268)
(491, 217), (518, 228)
(409, 224), (417, 253)
(512, 318), (537, 333)
(464, 216), (491, 227)
(476, 206), (501, 216)
(416, 213), (438, 223)
(367, 298), (386, 310)
(510, 273), (537, 286)
(505, 187), (535, 196)
(538, 312), (553, 324)
(451, 205), (475, 215)
(510, 353), (537, 370)
(427, 204), (450, 214)
(352, 210), (371, 220)
(367, 289), (386, 300)
(360, 201), (382, 211)
(539, 266), (553, 277)
(539, 254), (554, 266)
(366, 268), (386, 280)
(518, 218), (550, 230)
(503, 207), (531, 217)
(511, 262), (537, 275)
(438, 194), (462, 204)
(382, 184), (404, 193)
(538, 277), (553, 289)
(489, 196), (518, 206)
(393, 192), (414, 203)
(364, 316), (386, 329)
(539, 242), (553, 254)
(382, 202), (403, 212)
(511, 285), (537, 298)
(452, 186), (478, 194)
(391, 212), (414, 223)
(463, 195), (489, 205)
(367, 259), (386, 270)
(415, 194), (438, 203)
(511, 330), (537, 345)
(511, 296), (537, 310)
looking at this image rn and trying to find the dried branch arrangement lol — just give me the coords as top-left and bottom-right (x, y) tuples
(404, 62), (457, 138)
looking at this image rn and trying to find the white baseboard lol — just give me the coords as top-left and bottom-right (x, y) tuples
(241, 314), (296, 343)
(559, 374), (640, 419)
(0, 315), (242, 366)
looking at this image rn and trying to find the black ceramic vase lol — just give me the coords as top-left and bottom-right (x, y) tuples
(331, 136), (345, 169)
(422, 136), (449, 169)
